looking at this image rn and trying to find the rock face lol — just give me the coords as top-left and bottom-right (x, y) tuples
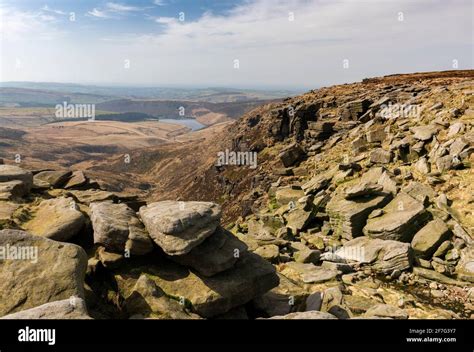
(0, 165), (33, 193)
(34, 170), (72, 188)
(23, 197), (85, 241)
(123, 275), (199, 319)
(411, 219), (451, 258)
(0, 298), (91, 319)
(331, 237), (413, 274)
(456, 247), (474, 283)
(327, 192), (391, 240)
(90, 201), (153, 255)
(115, 252), (279, 318)
(363, 193), (429, 242)
(169, 227), (248, 277)
(0, 230), (87, 316)
(0, 180), (28, 200)
(278, 143), (305, 167)
(139, 201), (221, 256)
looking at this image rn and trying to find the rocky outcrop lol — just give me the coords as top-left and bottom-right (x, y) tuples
(0, 230), (87, 316)
(139, 201), (221, 256)
(326, 236), (413, 274)
(411, 219), (451, 258)
(22, 197), (85, 241)
(363, 193), (429, 242)
(90, 201), (153, 255)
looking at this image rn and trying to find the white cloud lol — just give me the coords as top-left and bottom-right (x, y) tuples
(153, 0), (166, 6)
(0, 5), (64, 41)
(42, 5), (66, 16)
(106, 2), (143, 12)
(154, 16), (176, 25)
(87, 8), (113, 19)
(1, 0), (472, 87)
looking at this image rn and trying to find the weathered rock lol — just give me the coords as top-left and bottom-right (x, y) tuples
(411, 125), (438, 141)
(67, 189), (117, 205)
(402, 181), (436, 205)
(280, 262), (338, 283)
(436, 155), (454, 172)
(23, 197), (85, 241)
(363, 193), (429, 242)
(252, 273), (307, 317)
(0, 297), (91, 319)
(114, 252), (279, 318)
(284, 207), (314, 233)
(97, 247), (124, 269)
(302, 174), (332, 195)
(171, 227), (248, 276)
(294, 247), (321, 264)
(139, 201), (221, 256)
(64, 171), (88, 189)
(254, 244), (280, 263)
(0, 180), (28, 200)
(305, 292), (323, 311)
(267, 311), (336, 319)
(332, 237), (413, 274)
(278, 143), (305, 167)
(90, 201), (153, 255)
(275, 187), (304, 206)
(364, 304), (408, 319)
(327, 192), (391, 240)
(370, 148), (393, 164)
(0, 201), (18, 227)
(411, 219), (451, 258)
(123, 274), (199, 319)
(413, 267), (468, 286)
(0, 230), (87, 316)
(344, 182), (384, 200)
(414, 157), (430, 174)
(455, 246), (474, 283)
(366, 126), (387, 143)
(0, 165), (33, 193)
(33, 170), (72, 188)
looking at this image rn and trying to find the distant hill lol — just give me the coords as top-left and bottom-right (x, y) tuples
(0, 82), (300, 103)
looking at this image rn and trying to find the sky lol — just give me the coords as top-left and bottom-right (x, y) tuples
(0, 0), (472, 89)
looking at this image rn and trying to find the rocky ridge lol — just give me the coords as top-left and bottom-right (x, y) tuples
(1, 70), (473, 320)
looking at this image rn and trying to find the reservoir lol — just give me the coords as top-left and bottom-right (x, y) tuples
(160, 119), (205, 131)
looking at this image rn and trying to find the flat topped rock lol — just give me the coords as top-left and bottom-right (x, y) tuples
(410, 125), (439, 141)
(363, 192), (429, 242)
(344, 182), (384, 200)
(332, 236), (413, 274)
(0, 165), (33, 192)
(67, 189), (117, 205)
(34, 170), (72, 188)
(64, 171), (88, 189)
(90, 201), (153, 255)
(139, 201), (221, 256)
(22, 197), (85, 241)
(0, 230), (87, 316)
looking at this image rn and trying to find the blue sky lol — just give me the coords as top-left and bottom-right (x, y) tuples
(0, 0), (472, 89)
